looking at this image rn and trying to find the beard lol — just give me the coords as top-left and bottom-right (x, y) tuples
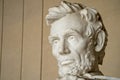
(58, 46), (98, 78)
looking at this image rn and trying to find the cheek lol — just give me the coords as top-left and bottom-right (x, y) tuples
(52, 44), (59, 58)
(79, 40), (88, 49)
(70, 39), (88, 53)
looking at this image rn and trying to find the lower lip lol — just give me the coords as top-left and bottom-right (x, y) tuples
(61, 60), (74, 65)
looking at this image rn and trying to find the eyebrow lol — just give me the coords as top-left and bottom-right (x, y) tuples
(49, 35), (59, 40)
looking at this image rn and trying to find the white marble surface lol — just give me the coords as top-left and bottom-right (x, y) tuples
(46, 1), (120, 80)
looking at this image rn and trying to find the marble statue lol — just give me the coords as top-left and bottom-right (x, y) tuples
(46, 1), (120, 80)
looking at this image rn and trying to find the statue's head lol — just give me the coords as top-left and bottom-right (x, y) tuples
(46, 1), (108, 78)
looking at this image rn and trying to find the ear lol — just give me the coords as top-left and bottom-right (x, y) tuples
(95, 30), (105, 52)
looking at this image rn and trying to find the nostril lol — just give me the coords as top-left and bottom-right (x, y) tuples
(59, 51), (64, 55)
(65, 48), (70, 54)
(59, 50), (64, 55)
(59, 48), (70, 55)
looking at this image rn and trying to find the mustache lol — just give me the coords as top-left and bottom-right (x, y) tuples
(58, 52), (96, 76)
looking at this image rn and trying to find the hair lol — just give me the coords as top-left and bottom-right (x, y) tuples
(46, 1), (108, 65)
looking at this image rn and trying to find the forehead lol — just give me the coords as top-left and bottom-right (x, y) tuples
(50, 12), (87, 36)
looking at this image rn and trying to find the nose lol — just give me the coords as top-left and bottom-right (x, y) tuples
(58, 40), (70, 55)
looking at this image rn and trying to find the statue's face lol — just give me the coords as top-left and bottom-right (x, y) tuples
(49, 13), (95, 76)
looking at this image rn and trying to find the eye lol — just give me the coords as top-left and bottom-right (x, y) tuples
(53, 39), (59, 44)
(67, 35), (79, 44)
(68, 36), (76, 40)
(49, 36), (59, 45)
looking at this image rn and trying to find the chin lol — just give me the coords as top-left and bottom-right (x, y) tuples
(58, 62), (78, 77)
(58, 54), (97, 78)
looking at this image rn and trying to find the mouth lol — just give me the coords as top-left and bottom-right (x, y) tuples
(61, 59), (74, 66)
